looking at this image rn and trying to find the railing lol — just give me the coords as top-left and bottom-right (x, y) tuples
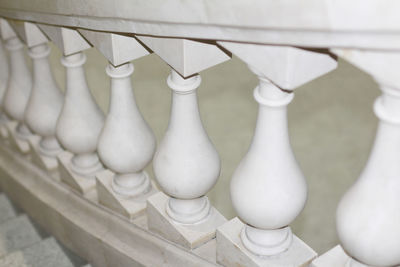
(0, 2), (399, 266)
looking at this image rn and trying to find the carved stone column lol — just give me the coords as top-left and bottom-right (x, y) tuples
(312, 50), (400, 267)
(1, 20), (32, 154)
(9, 21), (64, 177)
(137, 36), (230, 249)
(39, 24), (103, 198)
(217, 42), (337, 267)
(79, 29), (157, 219)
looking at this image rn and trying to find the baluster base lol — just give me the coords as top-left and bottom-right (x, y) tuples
(311, 245), (373, 267)
(96, 169), (158, 220)
(6, 121), (30, 154)
(217, 218), (316, 267)
(146, 192), (227, 249)
(57, 151), (97, 201)
(27, 135), (60, 181)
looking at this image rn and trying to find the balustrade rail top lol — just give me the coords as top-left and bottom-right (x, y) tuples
(0, 0), (400, 50)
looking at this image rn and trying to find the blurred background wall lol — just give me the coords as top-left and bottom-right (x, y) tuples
(43, 43), (379, 254)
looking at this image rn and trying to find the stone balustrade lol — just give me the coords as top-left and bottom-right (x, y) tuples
(0, 3), (399, 266)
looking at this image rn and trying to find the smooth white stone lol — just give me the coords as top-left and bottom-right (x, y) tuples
(6, 120), (30, 154)
(219, 42), (337, 90)
(0, 18), (17, 41)
(2, 36), (33, 142)
(27, 135), (60, 181)
(98, 63), (156, 198)
(153, 69), (221, 225)
(137, 37), (230, 77)
(96, 169), (158, 220)
(216, 218), (316, 267)
(336, 86), (400, 267)
(8, 21), (48, 48)
(37, 25), (91, 56)
(147, 192), (227, 249)
(78, 30), (150, 66)
(56, 52), (104, 178)
(57, 151), (97, 201)
(24, 43), (64, 158)
(311, 245), (368, 267)
(230, 79), (306, 256)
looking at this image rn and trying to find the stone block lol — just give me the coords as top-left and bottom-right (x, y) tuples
(27, 135), (60, 181)
(96, 169), (158, 220)
(147, 192), (227, 249)
(216, 217), (317, 267)
(6, 121), (30, 154)
(310, 245), (351, 267)
(57, 151), (97, 201)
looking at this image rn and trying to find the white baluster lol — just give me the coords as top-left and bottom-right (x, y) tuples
(24, 43), (63, 157)
(153, 69), (220, 224)
(136, 36), (229, 249)
(57, 51), (104, 177)
(3, 36), (32, 142)
(98, 63), (156, 197)
(77, 29), (154, 217)
(216, 42), (336, 267)
(232, 76), (306, 256)
(311, 50), (400, 267)
(333, 53), (400, 267)
(338, 89), (400, 267)
(0, 38), (9, 138)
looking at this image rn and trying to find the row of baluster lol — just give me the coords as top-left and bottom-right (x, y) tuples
(0, 18), (399, 267)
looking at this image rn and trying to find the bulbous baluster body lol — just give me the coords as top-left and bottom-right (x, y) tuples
(153, 69), (220, 224)
(98, 63), (156, 196)
(56, 52), (104, 176)
(337, 86), (400, 267)
(3, 37), (32, 138)
(24, 43), (63, 156)
(231, 79), (307, 256)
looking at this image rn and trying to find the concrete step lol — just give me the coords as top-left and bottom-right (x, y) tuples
(0, 214), (42, 257)
(0, 237), (77, 267)
(0, 193), (18, 224)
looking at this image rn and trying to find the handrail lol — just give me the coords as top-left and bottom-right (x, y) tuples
(0, 1), (400, 50)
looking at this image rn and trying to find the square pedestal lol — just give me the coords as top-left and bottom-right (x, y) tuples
(57, 151), (97, 201)
(147, 192), (227, 250)
(96, 170), (158, 220)
(217, 218), (317, 267)
(6, 121), (30, 154)
(310, 245), (351, 267)
(27, 135), (60, 181)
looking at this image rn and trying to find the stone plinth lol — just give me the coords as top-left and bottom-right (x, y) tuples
(27, 135), (60, 181)
(57, 151), (97, 201)
(147, 192), (227, 249)
(217, 217), (317, 267)
(96, 169), (158, 220)
(6, 121), (30, 154)
(310, 245), (351, 267)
